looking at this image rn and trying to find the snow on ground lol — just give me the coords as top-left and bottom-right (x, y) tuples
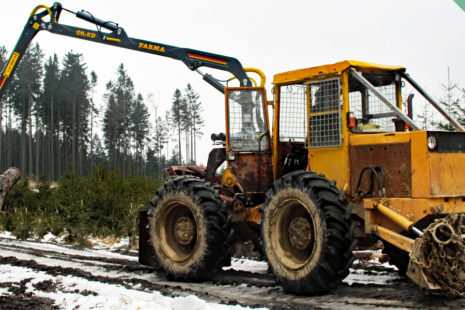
(0, 264), (261, 310)
(0, 232), (268, 310)
(343, 251), (401, 286)
(225, 258), (269, 274)
(0, 231), (402, 308)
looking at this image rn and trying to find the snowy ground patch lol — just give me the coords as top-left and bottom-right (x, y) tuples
(0, 264), (262, 310)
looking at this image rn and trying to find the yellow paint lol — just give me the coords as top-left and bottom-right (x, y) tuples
(4, 52), (19, 78)
(376, 225), (414, 252)
(363, 197), (465, 233)
(272, 86), (280, 178)
(220, 168), (243, 192)
(138, 42), (165, 52)
(245, 205), (262, 225)
(243, 68), (266, 87)
(29, 4), (56, 23)
(409, 131), (431, 197)
(76, 30), (96, 39)
(273, 60), (405, 85)
(308, 146), (348, 188)
(376, 201), (414, 231)
(430, 152), (465, 196)
(349, 131), (412, 145)
(105, 37), (121, 42)
(33, 22), (40, 30)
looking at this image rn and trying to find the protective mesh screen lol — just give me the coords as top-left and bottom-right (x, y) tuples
(228, 90), (268, 151)
(279, 84), (307, 142)
(309, 79), (341, 147)
(349, 84), (397, 132)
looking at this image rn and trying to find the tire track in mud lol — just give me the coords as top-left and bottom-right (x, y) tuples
(1, 238), (465, 309)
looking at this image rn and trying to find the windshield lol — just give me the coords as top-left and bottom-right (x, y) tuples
(228, 89), (268, 152)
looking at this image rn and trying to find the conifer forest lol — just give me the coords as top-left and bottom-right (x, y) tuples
(0, 43), (205, 240)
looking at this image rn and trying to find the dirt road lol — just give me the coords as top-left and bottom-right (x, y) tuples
(0, 236), (464, 309)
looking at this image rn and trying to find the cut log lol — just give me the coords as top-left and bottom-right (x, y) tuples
(0, 167), (21, 207)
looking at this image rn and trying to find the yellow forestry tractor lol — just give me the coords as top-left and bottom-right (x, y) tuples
(2, 3), (465, 297)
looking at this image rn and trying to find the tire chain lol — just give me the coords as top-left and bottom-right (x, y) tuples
(410, 213), (465, 297)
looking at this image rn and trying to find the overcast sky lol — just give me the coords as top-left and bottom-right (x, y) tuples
(2, 0), (465, 164)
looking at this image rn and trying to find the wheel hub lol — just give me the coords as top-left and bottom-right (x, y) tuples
(288, 216), (313, 250)
(174, 216), (195, 246)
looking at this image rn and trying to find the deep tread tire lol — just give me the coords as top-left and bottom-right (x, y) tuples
(261, 170), (355, 295)
(149, 176), (231, 280)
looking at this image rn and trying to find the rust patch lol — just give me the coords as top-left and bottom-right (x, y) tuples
(228, 152), (273, 194)
(166, 166), (206, 178)
(288, 217), (313, 250)
(174, 216), (195, 246)
(349, 143), (411, 197)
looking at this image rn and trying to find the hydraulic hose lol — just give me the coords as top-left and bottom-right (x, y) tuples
(29, 4), (56, 23)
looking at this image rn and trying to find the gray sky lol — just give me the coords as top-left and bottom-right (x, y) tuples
(2, 0), (465, 164)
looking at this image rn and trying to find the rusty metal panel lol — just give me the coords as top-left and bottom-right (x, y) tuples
(349, 143), (411, 197)
(228, 153), (274, 194)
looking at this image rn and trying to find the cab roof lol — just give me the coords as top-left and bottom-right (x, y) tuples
(273, 60), (406, 85)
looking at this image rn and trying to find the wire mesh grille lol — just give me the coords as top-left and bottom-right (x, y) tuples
(228, 90), (268, 151)
(348, 84), (397, 132)
(309, 79), (341, 147)
(279, 84), (307, 142)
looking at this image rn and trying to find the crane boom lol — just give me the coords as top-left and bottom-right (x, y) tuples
(0, 2), (252, 99)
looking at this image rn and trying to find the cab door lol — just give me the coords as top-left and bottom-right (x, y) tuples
(224, 87), (273, 194)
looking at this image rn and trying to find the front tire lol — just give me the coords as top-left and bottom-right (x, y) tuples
(261, 171), (355, 295)
(149, 176), (231, 280)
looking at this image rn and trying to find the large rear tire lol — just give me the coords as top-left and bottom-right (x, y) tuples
(261, 171), (356, 295)
(149, 176), (231, 280)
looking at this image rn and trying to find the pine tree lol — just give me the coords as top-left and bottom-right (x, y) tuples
(59, 51), (91, 175)
(103, 63), (145, 175)
(38, 54), (60, 181)
(170, 89), (185, 164)
(10, 43), (44, 175)
(184, 83), (204, 164)
(432, 68), (465, 131)
(89, 71), (98, 172)
(130, 93), (151, 175)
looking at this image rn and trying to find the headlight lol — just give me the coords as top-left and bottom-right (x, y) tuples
(427, 135), (437, 150)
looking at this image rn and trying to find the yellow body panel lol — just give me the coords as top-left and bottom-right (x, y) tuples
(273, 60), (405, 85)
(409, 132), (431, 197)
(430, 153), (465, 196)
(307, 147), (349, 188)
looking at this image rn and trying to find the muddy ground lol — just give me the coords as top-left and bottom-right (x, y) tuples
(1, 237), (465, 310)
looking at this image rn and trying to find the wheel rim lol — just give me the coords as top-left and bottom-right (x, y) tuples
(159, 201), (198, 262)
(270, 197), (316, 270)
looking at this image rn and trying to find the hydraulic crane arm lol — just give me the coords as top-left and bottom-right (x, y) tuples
(0, 2), (253, 99)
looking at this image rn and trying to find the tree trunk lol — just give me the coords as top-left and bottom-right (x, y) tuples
(178, 123), (182, 164)
(50, 95), (54, 181)
(21, 96), (27, 173)
(28, 94), (33, 177)
(72, 95), (76, 173)
(35, 116), (40, 179)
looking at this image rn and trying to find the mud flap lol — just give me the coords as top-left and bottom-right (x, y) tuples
(138, 210), (159, 268)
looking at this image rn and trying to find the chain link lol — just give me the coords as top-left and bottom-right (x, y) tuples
(410, 213), (465, 297)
